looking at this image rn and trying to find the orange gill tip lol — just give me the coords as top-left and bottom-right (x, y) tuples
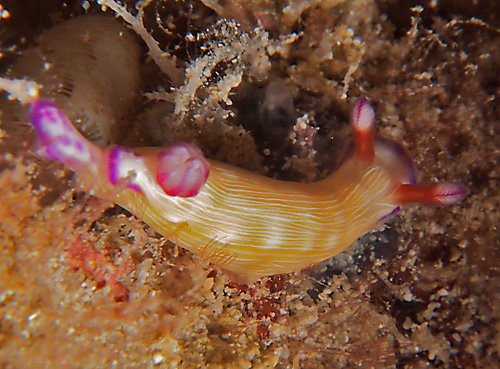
(394, 182), (470, 206)
(350, 96), (375, 164)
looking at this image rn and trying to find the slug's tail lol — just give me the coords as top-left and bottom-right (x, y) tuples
(29, 99), (101, 172)
(29, 99), (210, 198)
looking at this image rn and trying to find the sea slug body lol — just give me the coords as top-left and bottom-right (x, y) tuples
(29, 97), (469, 284)
(11, 16), (469, 284)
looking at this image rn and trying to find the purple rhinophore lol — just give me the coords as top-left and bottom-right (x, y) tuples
(351, 96), (375, 131)
(108, 145), (143, 192)
(29, 99), (93, 169)
(156, 142), (210, 197)
(433, 182), (471, 205)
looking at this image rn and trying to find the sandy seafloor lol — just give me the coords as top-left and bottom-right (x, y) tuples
(0, 0), (499, 368)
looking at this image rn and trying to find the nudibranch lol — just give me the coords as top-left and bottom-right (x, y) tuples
(29, 97), (469, 284)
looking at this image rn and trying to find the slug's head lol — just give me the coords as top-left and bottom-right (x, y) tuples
(345, 96), (469, 207)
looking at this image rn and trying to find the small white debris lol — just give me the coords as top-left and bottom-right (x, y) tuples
(152, 353), (165, 365)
